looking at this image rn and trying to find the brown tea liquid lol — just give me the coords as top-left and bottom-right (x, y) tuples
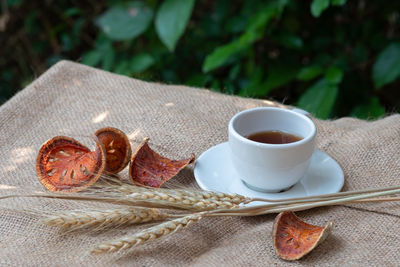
(246, 130), (302, 144)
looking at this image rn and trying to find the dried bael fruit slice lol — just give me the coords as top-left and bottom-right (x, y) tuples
(273, 211), (333, 261)
(95, 127), (132, 174)
(36, 136), (106, 193)
(129, 138), (195, 187)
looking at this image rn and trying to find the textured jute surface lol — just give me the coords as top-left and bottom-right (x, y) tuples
(1, 61), (400, 266)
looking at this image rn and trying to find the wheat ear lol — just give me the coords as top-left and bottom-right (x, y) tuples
(42, 208), (167, 231)
(113, 180), (249, 204)
(125, 190), (241, 210)
(91, 214), (201, 254)
(127, 185), (249, 205)
(95, 180), (250, 210)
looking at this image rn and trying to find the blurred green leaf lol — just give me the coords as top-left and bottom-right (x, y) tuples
(61, 34), (73, 52)
(314, 53), (332, 66)
(311, 0), (330, 17)
(155, 0), (195, 51)
(64, 8), (81, 17)
(185, 74), (210, 87)
(81, 51), (102, 66)
(224, 81), (236, 94)
(46, 55), (63, 67)
(298, 79), (338, 119)
(276, 33), (303, 49)
(202, 40), (243, 73)
(2, 71), (13, 82)
(2, 0), (400, 119)
(24, 11), (38, 34)
(351, 97), (385, 119)
(7, 0), (23, 7)
(297, 65), (323, 81)
(82, 37), (116, 70)
(72, 18), (85, 37)
(101, 47), (115, 71)
(214, 0), (230, 23)
(114, 54), (154, 75)
(130, 53), (155, 73)
(240, 65), (297, 97)
(203, 1), (286, 72)
(224, 15), (248, 34)
(331, 0), (346, 6)
(351, 43), (368, 64)
(210, 80), (221, 91)
(325, 66), (343, 84)
(97, 2), (153, 41)
(372, 43), (400, 89)
(228, 64), (241, 80)
(263, 65), (298, 92)
(239, 67), (263, 93)
(114, 61), (131, 75)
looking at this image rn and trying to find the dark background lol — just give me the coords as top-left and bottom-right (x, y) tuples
(1, 0), (400, 119)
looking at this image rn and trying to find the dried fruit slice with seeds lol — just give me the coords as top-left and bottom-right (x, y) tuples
(95, 127), (132, 174)
(273, 211), (333, 261)
(129, 137), (195, 187)
(36, 136), (105, 193)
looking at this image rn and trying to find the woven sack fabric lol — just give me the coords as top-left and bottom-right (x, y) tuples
(0, 61), (400, 266)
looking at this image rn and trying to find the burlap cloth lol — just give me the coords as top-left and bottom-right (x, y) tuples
(1, 61), (400, 266)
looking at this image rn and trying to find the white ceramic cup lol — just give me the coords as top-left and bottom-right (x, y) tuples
(228, 107), (316, 192)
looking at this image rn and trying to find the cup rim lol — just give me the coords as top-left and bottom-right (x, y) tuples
(228, 107), (316, 148)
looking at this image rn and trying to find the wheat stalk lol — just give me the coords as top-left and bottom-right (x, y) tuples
(0, 192), (238, 211)
(4, 182), (400, 255)
(97, 176), (400, 210)
(42, 208), (168, 231)
(93, 179), (400, 212)
(4, 183), (400, 212)
(126, 185), (248, 205)
(3, 184), (400, 213)
(205, 187), (400, 217)
(91, 214), (201, 254)
(89, 186), (400, 254)
(90, 178), (249, 210)
(125, 190), (241, 210)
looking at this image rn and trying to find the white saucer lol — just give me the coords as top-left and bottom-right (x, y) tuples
(194, 142), (344, 206)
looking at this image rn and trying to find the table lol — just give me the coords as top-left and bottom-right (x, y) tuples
(1, 61), (399, 266)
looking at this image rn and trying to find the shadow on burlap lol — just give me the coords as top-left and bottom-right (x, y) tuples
(0, 61), (399, 266)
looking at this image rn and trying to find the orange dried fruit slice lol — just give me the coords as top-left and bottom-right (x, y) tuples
(36, 136), (106, 193)
(273, 211), (333, 261)
(129, 137), (195, 187)
(95, 127), (132, 174)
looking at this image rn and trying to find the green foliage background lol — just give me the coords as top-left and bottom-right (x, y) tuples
(1, 0), (400, 119)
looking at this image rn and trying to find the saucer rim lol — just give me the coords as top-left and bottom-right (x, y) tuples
(194, 142), (344, 199)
